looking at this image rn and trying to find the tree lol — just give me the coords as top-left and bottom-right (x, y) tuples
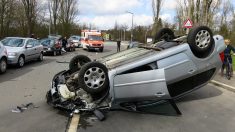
(48, 0), (61, 34)
(21, 0), (37, 36)
(151, 0), (163, 37)
(59, 0), (78, 36)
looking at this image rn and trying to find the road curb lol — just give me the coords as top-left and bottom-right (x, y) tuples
(210, 80), (235, 93)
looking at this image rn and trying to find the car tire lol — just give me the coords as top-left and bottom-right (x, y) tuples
(17, 56), (25, 68)
(53, 51), (57, 56)
(78, 62), (109, 95)
(0, 58), (7, 74)
(154, 28), (175, 43)
(99, 48), (103, 52)
(69, 55), (91, 73)
(187, 26), (214, 58)
(38, 52), (43, 61)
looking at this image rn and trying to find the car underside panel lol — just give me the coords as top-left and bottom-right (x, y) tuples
(100, 48), (158, 69)
(113, 69), (170, 101)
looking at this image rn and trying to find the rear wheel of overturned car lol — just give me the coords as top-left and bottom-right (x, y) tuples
(187, 26), (214, 58)
(0, 58), (7, 74)
(154, 28), (175, 43)
(69, 55), (91, 73)
(78, 62), (109, 95)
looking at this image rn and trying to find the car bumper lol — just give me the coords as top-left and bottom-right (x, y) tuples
(87, 46), (103, 50)
(7, 56), (19, 64)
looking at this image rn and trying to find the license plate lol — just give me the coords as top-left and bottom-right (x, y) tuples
(95, 48), (99, 50)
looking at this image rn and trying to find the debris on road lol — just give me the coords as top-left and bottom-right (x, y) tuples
(11, 103), (39, 113)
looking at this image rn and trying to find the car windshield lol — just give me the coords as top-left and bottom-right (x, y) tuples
(88, 35), (103, 41)
(40, 38), (55, 46)
(1, 38), (24, 47)
(70, 36), (80, 40)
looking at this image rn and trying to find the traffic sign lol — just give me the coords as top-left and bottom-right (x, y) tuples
(184, 19), (193, 28)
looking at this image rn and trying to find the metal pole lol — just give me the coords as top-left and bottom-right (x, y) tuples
(131, 13), (133, 43)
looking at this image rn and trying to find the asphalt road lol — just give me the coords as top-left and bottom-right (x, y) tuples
(0, 42), (235, 132)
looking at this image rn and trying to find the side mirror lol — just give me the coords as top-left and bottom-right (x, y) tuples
(26, 44), (33, 48)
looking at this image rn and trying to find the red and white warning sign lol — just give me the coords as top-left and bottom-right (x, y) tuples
(183, 19), (193, 28)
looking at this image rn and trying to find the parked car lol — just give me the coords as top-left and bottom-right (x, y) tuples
(40, 38), (62, 56)
(68, 35), (81, 48)
(0, 41), (7, 73)
(1, 37), (43, 67)
(46, 26), (226, 120)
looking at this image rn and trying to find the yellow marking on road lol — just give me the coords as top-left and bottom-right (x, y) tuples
(67, 114), (80, 132)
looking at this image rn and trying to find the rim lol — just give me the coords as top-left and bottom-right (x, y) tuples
(0, 60), (7, 72)
(19, 57), (24, 67)
(54, 51), (56, 56)
(40, 53), (43, 60)
(195, 30), (211, 49)
(84, 67), (106, 89)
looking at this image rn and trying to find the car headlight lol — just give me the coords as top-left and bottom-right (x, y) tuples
(48, 48), (51, 51)
(8, 52), (17, 56)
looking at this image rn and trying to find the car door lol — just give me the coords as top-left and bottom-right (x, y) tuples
(113, 69), (170, 101)
(25, 39), (35, 61)
(33, 39), (42, 59)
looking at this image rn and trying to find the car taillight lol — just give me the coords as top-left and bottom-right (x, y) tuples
(219, 52), (224, 62)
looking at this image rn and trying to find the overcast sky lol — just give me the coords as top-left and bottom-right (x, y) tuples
(78, 0), (177, 30)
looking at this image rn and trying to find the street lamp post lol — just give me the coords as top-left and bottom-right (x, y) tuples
(126, 11), (134, 43)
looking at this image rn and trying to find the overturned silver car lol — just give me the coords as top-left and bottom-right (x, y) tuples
(46, 26), (226, 120)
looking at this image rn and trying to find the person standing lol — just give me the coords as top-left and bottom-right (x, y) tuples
(62, 36), (67, 52)
(117, 39), (121, 52)
(221, 39), (235, 76)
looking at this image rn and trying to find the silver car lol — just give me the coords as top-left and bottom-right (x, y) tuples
(68, 35), (81, 48)
(0, 42), (7, 73)
(46, 26), (226, 120)
(1, 37), (43, 67)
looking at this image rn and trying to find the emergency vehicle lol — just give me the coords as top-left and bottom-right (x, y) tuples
(81, 30), (104, 52)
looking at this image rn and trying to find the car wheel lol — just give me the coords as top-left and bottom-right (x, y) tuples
(154, 28), (175, 43)
(78, 62), (109, 95)
(17, 56), (25, 68)
(99, 48), (103, 52)
(69, 55), (91, 73)
(53, 51), (57, 56)
(0, 58), (7, 74)
(187, 26), (214, 58)
(38, 52), (43, 61)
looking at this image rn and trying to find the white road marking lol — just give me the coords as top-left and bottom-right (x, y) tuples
(67, 114), (80, 132)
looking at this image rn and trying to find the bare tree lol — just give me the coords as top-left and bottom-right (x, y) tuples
(21, 0), (37, 36)
(151, 0), (163, 37)
(59, 0), (78, 35)
(48, 0), (61, 34)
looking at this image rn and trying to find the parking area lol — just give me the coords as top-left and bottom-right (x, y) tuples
(0, 42), (235, 132)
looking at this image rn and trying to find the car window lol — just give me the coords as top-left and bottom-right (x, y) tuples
(88, 35), (103, 41)
(26, 39), (35, 47)
(2, 38), (24, 47)
(41, 39), (50, 46)
(34, 40), (40, 46)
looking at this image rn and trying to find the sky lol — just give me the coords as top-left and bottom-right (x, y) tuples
(78, 0), (178, 30)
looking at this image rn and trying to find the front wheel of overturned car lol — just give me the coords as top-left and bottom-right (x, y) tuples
(187, 26), (214, 58)
(78, 62), (109, 95)
(69, 55), (91, 73)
